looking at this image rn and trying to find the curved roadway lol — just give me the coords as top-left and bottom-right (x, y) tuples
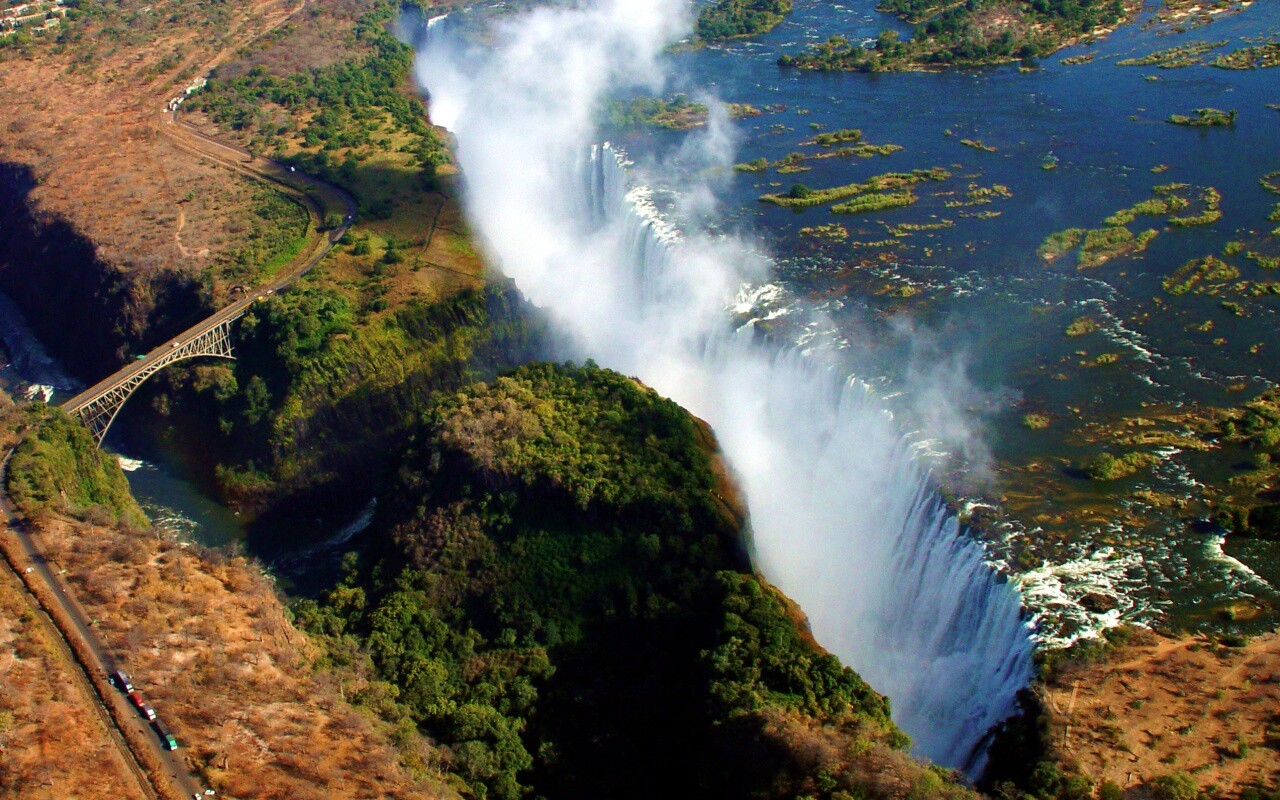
(30, 100), (361, 798)
(62, 110), (357, 418)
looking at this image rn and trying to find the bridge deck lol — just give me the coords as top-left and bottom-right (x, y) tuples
(58, 111), (356, 444)
(61, 296), (255, 416)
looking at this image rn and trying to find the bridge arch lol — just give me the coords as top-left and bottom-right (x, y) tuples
(62, 316), (239, 446)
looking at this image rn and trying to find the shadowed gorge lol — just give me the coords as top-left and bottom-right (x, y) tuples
(0, 163), (206, 380)
(0, 0), (1277, 796)
(296, 361), (974, 800)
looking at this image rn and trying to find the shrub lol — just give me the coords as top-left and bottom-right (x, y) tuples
(1150, 772), (1197, 800)
(1087, 451), (1157, 481)
(1022, 413), (1050, 430)
(6, 407), (146, 527)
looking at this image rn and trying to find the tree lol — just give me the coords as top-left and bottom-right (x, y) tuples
(1151, 772), (1198, 800)
(243, 375), (271, 425)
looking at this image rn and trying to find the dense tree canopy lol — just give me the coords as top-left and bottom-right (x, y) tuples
(294, 363), (957, 800)
(697, 0), (794, 40)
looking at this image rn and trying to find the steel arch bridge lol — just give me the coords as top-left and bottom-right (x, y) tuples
(62, 315), (240, 446)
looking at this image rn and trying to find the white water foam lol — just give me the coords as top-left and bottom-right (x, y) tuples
(0, 291), (81, 401)
(587, 149), (1035, 770)
(1016, 545), (1150, 649)
(418, 5), (1036, 767)
(115, 455), (147, 472)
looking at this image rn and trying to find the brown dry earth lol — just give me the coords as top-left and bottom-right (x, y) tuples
(0, 0), (300, 275)
(1045, 630), (1280, 794)
(22, 514), (458, 800)
(0, 564), (148, 800)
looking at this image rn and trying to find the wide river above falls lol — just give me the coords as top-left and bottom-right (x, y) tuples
(602, 0), (1280, 644)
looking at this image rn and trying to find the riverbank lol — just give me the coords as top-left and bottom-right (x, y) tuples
(1041, 627), (1280, 796)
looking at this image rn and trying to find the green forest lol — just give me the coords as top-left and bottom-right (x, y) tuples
(292, 362), (970, 800)
(185, 3), (449, 197)
(163, 280), (542, 509)
(697, 0), (794, 40)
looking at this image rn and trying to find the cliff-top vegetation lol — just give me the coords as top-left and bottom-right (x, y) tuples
(186, 4), (449, 201)
(175, 0), (487, 325)
(5, 405), (146, 528)
(294, 361), (976, 800)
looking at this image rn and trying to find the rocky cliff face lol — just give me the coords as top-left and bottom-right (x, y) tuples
(0, 162), (206, 381)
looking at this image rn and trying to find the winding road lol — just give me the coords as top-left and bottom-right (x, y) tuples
(18, 59), (362, 797)
(61, 108), (358, 421)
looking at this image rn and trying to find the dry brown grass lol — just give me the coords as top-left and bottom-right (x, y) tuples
(0, 0), (300, 275)
(1044, 629), (1280, 796)
(31, 517), (458, 800)
(213, 0), (377, 81)
(0, 566), (146, 800)
(746, 708), (977, 800)
(1, 0), (482, 350)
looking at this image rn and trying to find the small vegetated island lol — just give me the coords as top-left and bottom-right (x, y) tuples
(602, 94), (760, 130)
(734, 128), (904, 174)
(1038, 182), (1222, 269)
(760, 167), (951, 214)
(1118, 37), (1280, 70)
(778, 0), (1132, 70)
(1115, 39), (1227, 68)
(1211, 39), (1280, 69)
(1166, 107), (1237, 127)
(696, 0), (794, 40)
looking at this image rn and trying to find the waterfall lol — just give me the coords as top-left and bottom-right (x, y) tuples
(416, 0), (1034, 774)
(581, 147), (1034, 773)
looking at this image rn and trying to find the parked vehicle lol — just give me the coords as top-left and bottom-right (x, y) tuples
(152, 718), (179, 750)
(141, 703), (157, 721)
(127, 690), (145, 712)
(112, 670), (133, 692)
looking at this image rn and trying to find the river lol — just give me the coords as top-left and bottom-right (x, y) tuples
(599, 0), (1280, 644)
(0, 0), (1276, 727)
(0, 290), (372, 594)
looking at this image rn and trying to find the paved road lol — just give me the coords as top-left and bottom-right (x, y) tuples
(0, 541), (158, 800)
(43, 100), (360, 796)
(62, 110), (357, 417)
(0, 443), (203, 800)
(22, 8), (361, 794)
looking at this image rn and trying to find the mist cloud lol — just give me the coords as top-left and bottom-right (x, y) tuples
(413, 0), (1032, 772)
